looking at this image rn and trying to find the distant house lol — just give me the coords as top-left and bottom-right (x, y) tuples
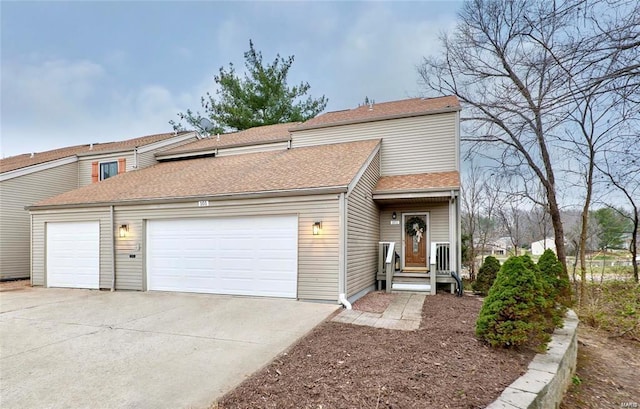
(531, 238), (556, 256)
(478, 237), (513, 256)
(25, 96), (463, 303)
(0, 131), (198, 281)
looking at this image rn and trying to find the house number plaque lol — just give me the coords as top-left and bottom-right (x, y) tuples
(198, 200), (210, 207)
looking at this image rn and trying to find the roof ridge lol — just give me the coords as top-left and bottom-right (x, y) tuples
(293, 95), (460, 131)
(30, 138), (382, 208)
(1, 131), (187, 174)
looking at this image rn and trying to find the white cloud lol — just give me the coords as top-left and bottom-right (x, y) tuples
(3, 58), (105, 123)
(0, 4), (460, 157)
(319, 5), (457, 108)
(0, 58), (203, 156)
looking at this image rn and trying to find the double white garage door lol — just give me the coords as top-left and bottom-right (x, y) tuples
(46, 216), (298, 298)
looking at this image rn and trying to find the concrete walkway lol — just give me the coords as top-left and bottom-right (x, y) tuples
(332, 293), (425, 330)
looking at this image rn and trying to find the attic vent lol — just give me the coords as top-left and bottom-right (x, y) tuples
(89, 143), (93, 150)
(30, 152), (35, 158)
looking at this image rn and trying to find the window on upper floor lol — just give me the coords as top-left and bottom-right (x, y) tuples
(100, 161), (118, 181)
(91, 158), (126, 183)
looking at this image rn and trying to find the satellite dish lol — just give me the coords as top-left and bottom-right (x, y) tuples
(199, 118), (215, 135)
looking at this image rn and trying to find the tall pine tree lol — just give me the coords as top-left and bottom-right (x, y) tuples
(171, 40), (327, 134)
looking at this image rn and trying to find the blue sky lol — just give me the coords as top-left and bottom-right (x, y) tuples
(1, 1), (461, 157)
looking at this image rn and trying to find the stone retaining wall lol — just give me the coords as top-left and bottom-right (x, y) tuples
(486, 310), (579, 409)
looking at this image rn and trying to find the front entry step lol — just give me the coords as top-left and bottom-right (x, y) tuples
(394, 272), (430, 278)
(392, 282), (432, 292)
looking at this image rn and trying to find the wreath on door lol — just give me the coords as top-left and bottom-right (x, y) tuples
(405, 216), (426, 243)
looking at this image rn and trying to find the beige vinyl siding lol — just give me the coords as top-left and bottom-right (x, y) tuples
(32, 195), (341, 300)
(292, 113), (457, 176)
(78, 152), (135, 187)
(136, 150), (158, 170)
(31, 207), (112, 287)
(216, 141), (289, 157)
(346, 153), (380, 298)
(112, 196), (340, 300)
(113, 213), (143, 291)
(379, 202), (450, 260)
(137, 137), (198, 169)
(0, 162), (79, 280)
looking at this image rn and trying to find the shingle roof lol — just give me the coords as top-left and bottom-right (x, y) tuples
(31, 139), (381, 208)
(1, 132), (188, 174)
(292, 96), (460, 131)
(158, 122), (298, 157)
(374, 171), (460, 193)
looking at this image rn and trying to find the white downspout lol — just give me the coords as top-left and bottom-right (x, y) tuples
(339, 293), (352, 310)
(338, 192), (352, 309)
(30, 213), (33, 287)
(133, 147), (138, 169)
(449, 191), (456, 272)
(457, 194), (462, 274)
(110, 205), (116, 291)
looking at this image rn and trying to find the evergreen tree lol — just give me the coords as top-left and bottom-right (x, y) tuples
(171, 40), (327, 133)
(473, 256), (501, 295)
(476, 256), (549, 348)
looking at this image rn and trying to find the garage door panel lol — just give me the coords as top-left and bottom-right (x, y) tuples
(47, 221), (100, 289)
(258, 260), (297, 273)
(147, 216), (297, 298)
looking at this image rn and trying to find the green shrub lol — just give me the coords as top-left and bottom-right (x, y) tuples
(472, 256), (501, 295)
(537, 249), (564, 299)
(537, 249), (567, 327)
(475, 256), (550, 348)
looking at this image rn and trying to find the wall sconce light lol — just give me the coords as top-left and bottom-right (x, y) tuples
(119, 224), (129, 238)
(313, 221), (322, 236)
(392, 211), (397, 220)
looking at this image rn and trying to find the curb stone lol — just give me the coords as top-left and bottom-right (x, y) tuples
(486, 310), (579, 409)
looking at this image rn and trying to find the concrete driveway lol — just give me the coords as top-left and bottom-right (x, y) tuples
(0, 287), (338, 409)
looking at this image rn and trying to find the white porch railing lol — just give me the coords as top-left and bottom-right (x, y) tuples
(430, 242), (451, 274)
(378, 242), (396, 293)
(377, 241), (454, 295)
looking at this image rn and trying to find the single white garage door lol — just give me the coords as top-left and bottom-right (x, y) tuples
(46, 221), (100, 289)
(146, 215), (298, 298)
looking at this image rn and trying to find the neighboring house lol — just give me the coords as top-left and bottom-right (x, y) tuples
(26, 96), (462, 304)
(531, 238), (556, 256)
(478, 237), (513, 256)
(0, 131), (198, 280)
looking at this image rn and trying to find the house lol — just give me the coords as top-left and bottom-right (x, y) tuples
(26, 96), (462, 305)
(0, 131), (198, 280)
(531, 238), (556, 256)
(477, 237), (513, 256)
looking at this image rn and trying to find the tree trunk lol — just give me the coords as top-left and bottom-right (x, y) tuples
(547, 191), (571, 305)
(579, 159), (595, 305)
(632, 212), (639, 282)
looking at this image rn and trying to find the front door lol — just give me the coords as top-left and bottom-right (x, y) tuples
(403, 214), (428, 270)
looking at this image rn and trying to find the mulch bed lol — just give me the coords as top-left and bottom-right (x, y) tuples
(352, 290), (394, 313)
(218, 293), (534, 409)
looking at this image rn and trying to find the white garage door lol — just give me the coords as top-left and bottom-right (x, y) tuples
(47, 221), (100, 289)
(146, 215), (298, 298)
